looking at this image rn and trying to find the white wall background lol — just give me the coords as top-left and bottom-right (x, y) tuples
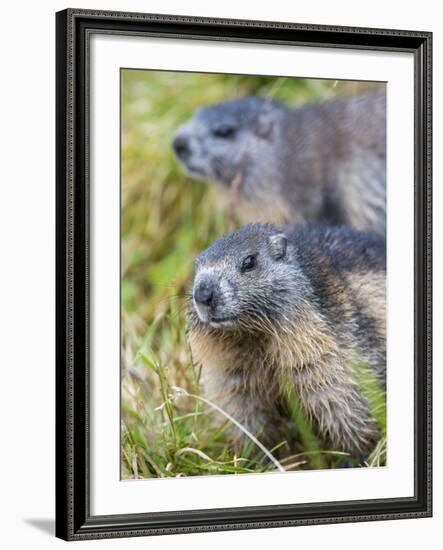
(0, 1), (440, 548)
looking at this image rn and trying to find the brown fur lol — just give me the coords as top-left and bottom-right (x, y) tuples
(187, 224), (386, 459)
(189, 292), (383, 456)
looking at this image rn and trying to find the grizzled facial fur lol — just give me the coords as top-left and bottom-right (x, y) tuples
(191, 224), (304, 331)
(172, 97), (281, 190)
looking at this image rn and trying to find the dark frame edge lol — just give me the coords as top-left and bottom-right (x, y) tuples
(56, 8), (91, 541)
(413, 31), (433, 519)
(55, 8), (70, 542)
(64, 7), (432, 41)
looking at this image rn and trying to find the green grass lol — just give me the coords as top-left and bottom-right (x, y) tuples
(121, 69), (386, 479)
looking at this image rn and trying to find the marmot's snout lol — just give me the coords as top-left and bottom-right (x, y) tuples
(173, 97), (273, 187)
(192, 273), (236, 328)
(172, 122), (209, 180)
(172, 125), (207, 179)
(194, 278), (214, 307)
(172, 134), (191, 162)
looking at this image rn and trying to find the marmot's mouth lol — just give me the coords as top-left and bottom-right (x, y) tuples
(208, 316), (236, 329)
(182, 161), (206, 178)
(193, 302), (237, 328)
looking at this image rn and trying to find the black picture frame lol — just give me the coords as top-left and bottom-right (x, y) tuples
(55, 8), (432, 541)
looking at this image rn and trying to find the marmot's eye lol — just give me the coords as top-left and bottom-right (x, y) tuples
(241, 255), (256, 272)
(212, 124), (236, 138)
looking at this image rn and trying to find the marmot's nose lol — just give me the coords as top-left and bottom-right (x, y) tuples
(173, 135), (190, 159)
(194, 280), (214, 306)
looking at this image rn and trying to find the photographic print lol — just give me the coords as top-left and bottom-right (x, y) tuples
(56, 9), (431, 539)
(121, 71), (387, 479)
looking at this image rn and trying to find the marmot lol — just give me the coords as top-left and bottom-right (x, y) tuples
(187, 223), (386, 460)
(173, 90), (386, 235)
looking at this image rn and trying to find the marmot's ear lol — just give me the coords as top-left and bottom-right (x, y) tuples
(269, 233), (287, 260)
(254, 105), (274, 138)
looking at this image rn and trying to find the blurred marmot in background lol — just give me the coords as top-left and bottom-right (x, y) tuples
(173, 90), (386, 235)
(187, 223), (386, 459)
